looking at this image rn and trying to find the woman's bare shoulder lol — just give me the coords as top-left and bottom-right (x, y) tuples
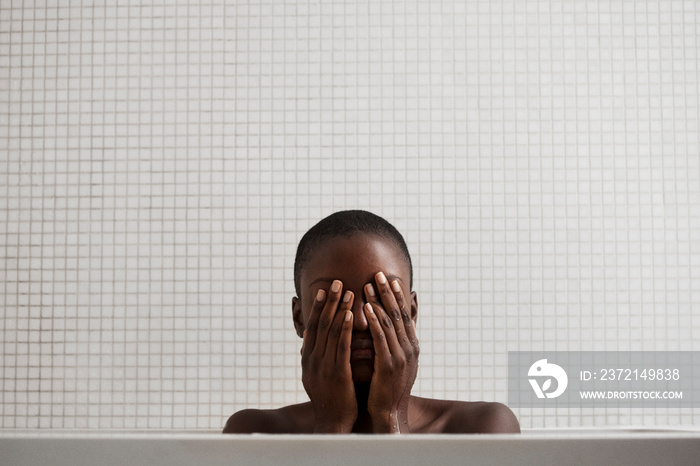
(411, 396), (520, 434)
(223, 402), (314, 434)
(444, 400), (520, 433)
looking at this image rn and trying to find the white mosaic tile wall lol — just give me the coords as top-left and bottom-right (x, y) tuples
(1, 1), (698, 429)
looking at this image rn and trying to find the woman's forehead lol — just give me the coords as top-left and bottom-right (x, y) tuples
(302, 234), (409, 283)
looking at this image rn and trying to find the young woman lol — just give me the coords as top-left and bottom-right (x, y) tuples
(224, 210), (519, 434)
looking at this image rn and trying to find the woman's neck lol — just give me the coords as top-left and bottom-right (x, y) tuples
(352, 382), (373, 433)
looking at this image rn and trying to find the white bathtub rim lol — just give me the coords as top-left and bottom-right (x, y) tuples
(1, 426), (700, 440)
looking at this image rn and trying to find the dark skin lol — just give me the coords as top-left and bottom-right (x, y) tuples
(224, 233), (520, 434)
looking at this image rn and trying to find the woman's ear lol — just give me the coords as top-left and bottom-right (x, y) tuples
(410, 291), (418, 326)
(292, 296), (305, 338)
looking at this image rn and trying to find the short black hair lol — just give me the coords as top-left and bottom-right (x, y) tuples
(293, 210), (413, 297)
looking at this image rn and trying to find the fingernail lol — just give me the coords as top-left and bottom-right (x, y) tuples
(366, 283), (375, 297)
(316, 289), (326, 301)
(344, 311), (352, 322)
(391, 280), (401, 293)
(343, 291), (352, 303)
(365, 303), (374, 314)
(331, 280), (341, 293)
(377, 272), (387, 284)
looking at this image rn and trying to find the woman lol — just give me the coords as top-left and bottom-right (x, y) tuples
(224, 210), (519, 434)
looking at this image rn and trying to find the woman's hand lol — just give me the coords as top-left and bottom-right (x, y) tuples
(301, 280), (357, 433)
(363, 272), (420, 433)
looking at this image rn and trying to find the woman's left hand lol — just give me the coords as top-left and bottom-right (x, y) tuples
(363, 271), (420, 433)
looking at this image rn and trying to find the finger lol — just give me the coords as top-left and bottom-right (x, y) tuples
(314, 280), (343, 358)
(363, 303), (391, 361)
(390, 279), (415, 350)
(326, 290), (354, 360)
(366, 273), (402, 355)
(375, 272), (402, 322)
(335, 309), (353, 366)
(302, 288), (327, 359)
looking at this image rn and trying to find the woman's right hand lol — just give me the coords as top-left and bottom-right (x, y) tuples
(301, 280), (357, 433)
